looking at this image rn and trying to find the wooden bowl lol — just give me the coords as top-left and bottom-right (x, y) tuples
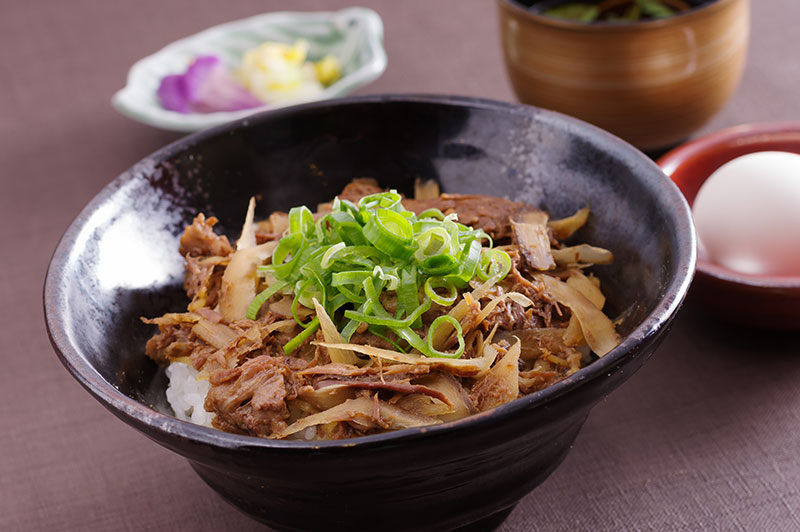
(498, 0), (750, 152)
(658, 122), (800, 329)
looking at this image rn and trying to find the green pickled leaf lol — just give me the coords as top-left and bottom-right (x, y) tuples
(635, 0), (675, 18)
(623, 4), (642, 20)
(543, 3), (601, 22)
(606, 4), (641, 22)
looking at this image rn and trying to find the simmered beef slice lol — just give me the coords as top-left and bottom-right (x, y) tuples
(179, 214), (233, 258)
(184, 255), (226, 309)
(337, 178), (384, 203)
(500, 254), (564, 328)
(333, 180), (523, 241)
(142, 316), (214, 365)
(348, 331), (396, 351)
(205, 355), (305, 437)
(402, 194), (524, 241)
(469, 343), (519, 411)
(145, 323), (195, 364)
(254, 212), (289, 243)
(481, 298), (545, 331)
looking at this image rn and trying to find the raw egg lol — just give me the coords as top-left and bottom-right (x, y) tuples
(692, 151), (800, 277)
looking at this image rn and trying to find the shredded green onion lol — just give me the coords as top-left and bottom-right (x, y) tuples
(420, 254), (460, 276)
(424, 277), (457, 306)
(249, 189), (513, 358)
(476, 248), (512, 281)
(363, 209), (416, 260)
(446, 239), (482, 288)
(415, 227), (454, 262)
(344, 298), (431, 329)
(332, 270), (372, 286)
(417, 208), (445, 220)
(321, 242), (346, 269)
(283, 317), (320, 354)
(246, 280), (290, 320)
(427, 315), (465, 358)
(288, 206), (314, 235)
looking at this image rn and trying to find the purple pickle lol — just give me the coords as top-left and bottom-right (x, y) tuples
(157, 55), (263, 113)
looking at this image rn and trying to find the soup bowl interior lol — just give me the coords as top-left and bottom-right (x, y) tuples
(45, 94), (694, 532)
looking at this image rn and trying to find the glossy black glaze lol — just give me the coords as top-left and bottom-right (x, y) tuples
(44, 95), (695, 532)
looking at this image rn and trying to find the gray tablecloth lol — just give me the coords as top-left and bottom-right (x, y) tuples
(2, 1), (799, 530)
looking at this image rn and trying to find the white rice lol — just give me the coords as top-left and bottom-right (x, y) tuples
(303, 426), (317, 440)
(165, 362), (215, 427)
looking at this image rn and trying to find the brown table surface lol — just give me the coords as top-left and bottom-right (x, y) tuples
(3, 1), (799, 530)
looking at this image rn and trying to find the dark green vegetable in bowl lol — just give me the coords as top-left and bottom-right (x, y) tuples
(530, 0), (706, 22)
(544, 3), (601, 21)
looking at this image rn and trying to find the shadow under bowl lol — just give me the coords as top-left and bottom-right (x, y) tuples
(498, 0), (750, 152)
(45, 94), (695, 531)
(658, 122), (800, 329)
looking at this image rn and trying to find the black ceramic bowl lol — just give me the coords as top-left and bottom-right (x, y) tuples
(45, 95), (695, 532)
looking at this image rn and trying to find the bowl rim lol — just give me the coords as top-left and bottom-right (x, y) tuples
(498, 0), (737, 31)
(45, 93), (696, 451)
(111, 7), (388, 132)
(657, 121), (800, 289)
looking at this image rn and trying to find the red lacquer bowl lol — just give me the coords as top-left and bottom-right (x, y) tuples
(658, 122), (800, 329)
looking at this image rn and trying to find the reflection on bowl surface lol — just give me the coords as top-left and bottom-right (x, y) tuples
(658, 122), (800, 329)
(45, 95), (695, 532)
(499, 0), (749, 151)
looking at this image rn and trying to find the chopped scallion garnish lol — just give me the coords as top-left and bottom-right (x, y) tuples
(253, 189), (511, 358)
